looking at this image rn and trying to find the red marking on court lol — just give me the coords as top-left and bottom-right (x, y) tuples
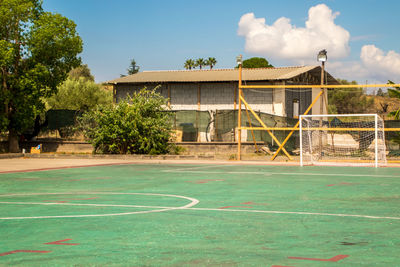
(242, 201), (269, 206)
(0, 250), (51, 256)
(44, 239), (79, 245)
(219, 206), (253, 209)
(288, 254), (349, 262)
(327, 182), (355, 187)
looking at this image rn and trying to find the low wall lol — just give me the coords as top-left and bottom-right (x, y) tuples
(1, 140), (263, 156)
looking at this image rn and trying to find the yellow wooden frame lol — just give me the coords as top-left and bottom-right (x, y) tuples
(236, 65), (400, 161)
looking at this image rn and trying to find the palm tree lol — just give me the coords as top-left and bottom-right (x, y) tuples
(184, 59), (195, 70)
(206, 57), (217, 69)
(195, 58), (206, 70)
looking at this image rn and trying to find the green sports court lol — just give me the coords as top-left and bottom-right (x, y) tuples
(0, 161), (399, 266)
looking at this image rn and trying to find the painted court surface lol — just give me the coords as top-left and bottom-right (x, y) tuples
(0, 162), (399, 266)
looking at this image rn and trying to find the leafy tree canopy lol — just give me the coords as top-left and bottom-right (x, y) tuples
(387, 80), (400, 119)
(127, 58), (139, 75)
(184, 59), (195, 70)
(78, 88), (173, 154)
(0, 0), (83, 152)
(46, 78), (112, 112)
(68, 64), (94, 81)
(195, 58), (206, 69)
(205, 57), (217, 69)
(242, 57), (273, 68)
(328, 79), (374, 114)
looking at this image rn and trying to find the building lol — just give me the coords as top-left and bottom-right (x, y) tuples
(108, 66), (337, 118)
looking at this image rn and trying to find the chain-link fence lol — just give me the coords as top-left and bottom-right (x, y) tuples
(28, 109), (400, 155)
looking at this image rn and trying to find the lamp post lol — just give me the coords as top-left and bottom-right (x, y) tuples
(236, 55), (243, 160)
(317, 49), (327, 158)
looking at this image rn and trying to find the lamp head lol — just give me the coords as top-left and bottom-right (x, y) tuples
(317, 49), (327, 62)
(236, 55), (243, 66)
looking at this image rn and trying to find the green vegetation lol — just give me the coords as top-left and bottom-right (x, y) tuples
(242, 57), (273, 68)
(387, 80), (400, 119)
(68, 64), (95, 81)
(46, 78), (112, 112)
(79, 88), (173, 154)
(184, 59), (196, 70)
(127, 58), (140, 75)
(195, 58), (206, 69)
(328, 79), (374, 114)
(0, 0), (82, 152)
(184, 57), (217, 70)
(205, 57), (217, 69)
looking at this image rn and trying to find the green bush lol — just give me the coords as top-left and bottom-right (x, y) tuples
(79, 87), (172, 154)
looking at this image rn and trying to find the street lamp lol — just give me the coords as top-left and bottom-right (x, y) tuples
(236, 55), (243, 66)
(317, 49), (327, 159)
(317, 49), (327, 114)
(237, 54), (243, 160)
(317, 49), (327, 62)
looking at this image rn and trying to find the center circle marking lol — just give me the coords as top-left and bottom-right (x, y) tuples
(0, 192), (199, 220)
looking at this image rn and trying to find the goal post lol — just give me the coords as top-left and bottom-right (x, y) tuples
(299, 114), (387, 167)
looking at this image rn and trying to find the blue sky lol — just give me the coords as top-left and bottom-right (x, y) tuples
(43, 0), (400, 84)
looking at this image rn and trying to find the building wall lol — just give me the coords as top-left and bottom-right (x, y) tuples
(115, 81), (279, 114)
(311, 88), (328, 115)
(115, 83), (168, 103)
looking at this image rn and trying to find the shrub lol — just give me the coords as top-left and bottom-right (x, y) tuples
(79, 87), (172, 154)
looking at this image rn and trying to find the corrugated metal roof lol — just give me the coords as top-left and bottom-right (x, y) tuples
(108, 66), (338, 84)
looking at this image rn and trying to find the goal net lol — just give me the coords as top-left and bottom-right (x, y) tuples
(300, 114), (387, 167)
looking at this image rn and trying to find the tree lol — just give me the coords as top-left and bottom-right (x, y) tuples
(205, 57), (217, 69)
(46, 78), (112, 112)
(387, 80), (400, 119)
(127, 58), (139, 75)
(184, 59), (195, 70)
(195, 58), (206, 69)
(328, 79), (374, 114)
(242, 57), (273, 68)
(376, 88), (386, 97)
(78, 87), (173, 154)
(0, 0), (82, 152)
(68, 64), (94, 81)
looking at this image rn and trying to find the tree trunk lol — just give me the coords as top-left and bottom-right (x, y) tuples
(8, 129), (20, 153)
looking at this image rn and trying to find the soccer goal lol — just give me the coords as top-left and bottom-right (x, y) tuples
(299, 114), (387, 167)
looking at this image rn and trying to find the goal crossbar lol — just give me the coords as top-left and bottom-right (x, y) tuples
(299, 114), (387, 168)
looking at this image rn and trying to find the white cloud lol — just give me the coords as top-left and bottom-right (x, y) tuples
(237, 4), (350, 62)
(360, 45), (400, 81)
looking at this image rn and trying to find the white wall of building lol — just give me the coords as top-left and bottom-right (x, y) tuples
(116, 82), (288, 116)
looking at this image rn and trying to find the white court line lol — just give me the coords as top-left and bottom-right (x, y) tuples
(165, 170), (399, 178)
(1, 201), (399, 220)
(0, 192), (199, 220)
